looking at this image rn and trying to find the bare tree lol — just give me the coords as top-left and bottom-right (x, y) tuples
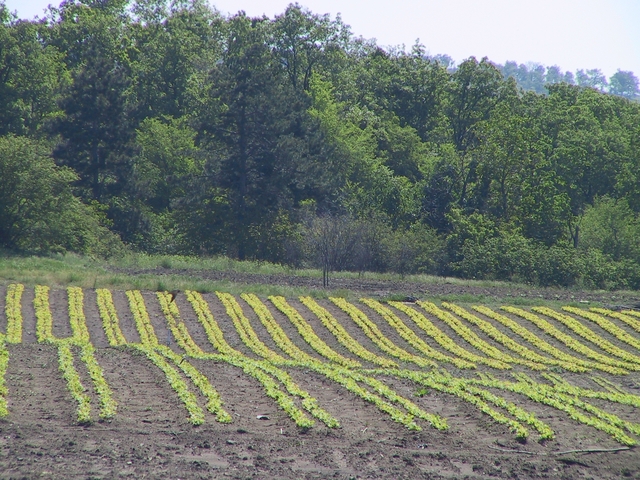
(306, 214), (361, 287)
(352, 218), (390, 276)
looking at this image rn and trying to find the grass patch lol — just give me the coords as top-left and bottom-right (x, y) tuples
(0, 251), (631, 306)
(0, 253), (352, 298)
(109, 252), (532, 289)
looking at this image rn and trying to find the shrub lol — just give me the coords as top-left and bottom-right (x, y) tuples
(0, 135), (123, 256)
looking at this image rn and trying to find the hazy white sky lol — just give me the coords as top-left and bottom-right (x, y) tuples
(5, 0), (640, 77)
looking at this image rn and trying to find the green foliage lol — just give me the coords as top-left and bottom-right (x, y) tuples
(384, 224), (443, 277)
(579, 197), (640, 262)
(0, 19), (68, 136)
(272, 4), (349, 92)
(1, 1), (640, 287)
(0, 135), (123, 256)
(609, 70), (639, 100)
(117, 116), (202, 251)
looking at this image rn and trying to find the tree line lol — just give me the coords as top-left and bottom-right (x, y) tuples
(2, 0), (640, 289)
(494, 62), (639, 99)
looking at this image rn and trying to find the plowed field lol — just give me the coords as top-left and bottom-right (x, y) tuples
(0, 284), (639, 479)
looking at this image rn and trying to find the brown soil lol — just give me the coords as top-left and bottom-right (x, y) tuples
(0, 286), (639, 479)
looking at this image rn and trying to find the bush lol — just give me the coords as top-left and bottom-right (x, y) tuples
(455, 230), (580, 287)
(579, 196), (640, 262)
(534, 243), (579, 287)
(454, 226), (640, 290)
(0, 135), (123, 256)
(384, 224), (444, 277)
(576, 250), (640, 290)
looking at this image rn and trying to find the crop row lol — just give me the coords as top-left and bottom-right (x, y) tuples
(178, 291), (330, 427)
(126, 289), (221, 425)
(442, 302), (575, 371)
(96, 289), (127, 346)
(2, 285), (640, 444)
(33, 285), (91, 423)
(299, 296), (397, 368)
(503, 306), (637, 373)
(33, 286), (117, 422)
(0, 284), (25, 417)
(471, 372), (640, 446)
(0, 334), (8, 417)
(565, 307), (640, 351)
(5, 284), (24, 344)
(78, 292), (640, 443)
(255, 297), (639, 443)
(212, 291), (435, 430)
(249, 294), (445, 431)
(473, 305), (601, 373)
(329, 297), (436, 367)
(67, 287), (117, 420)
(593, 308), (640, 334)
(418, 301), (540, 370)
(365, 298), (478, 369)
(534, 306), (640, 366)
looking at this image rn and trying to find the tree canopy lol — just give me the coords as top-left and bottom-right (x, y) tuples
(1, 0), (640, 288)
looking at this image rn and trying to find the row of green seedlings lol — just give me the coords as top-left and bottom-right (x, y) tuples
(361, 298), (636, 375)
(109, 289), (229, 426)
(123, 288), (337, 429)
(327, 297), (555, 440)
(299, 296), (398, 368)
(193, 291), (441, 431)
(375, 298), (522, 369)
(441, 302), (640, 373)
(5, 284), (24, 344)
(329, 296), (441, 368)
(291, 294), (594, 442)
(479, 371), (640, 446)
(533, 307), (640, 367)
(280, 297), (628, 442)
(117, 291), (640, 444)
(260, 294), (446, 431)
(502, 307), (638, 374)
(442, 303), (588, 373)
(415, 301), (546, 370)
(361, 298), (481, 369)
(592, 308), (640, 334)
(380, 367), (640, 446)
(419, 304), (640, 444)
(323, 297), (640, 443)
(329, 296), (542, 374)
(164, 290), (336, 429)
(561, 307), (640, 353)
(413, 303), (640, 444)
(99, 288), (640, 444)
(0, 284), (25, 416)
(472, 305), (621, 373)
(33, 286), (116, 423)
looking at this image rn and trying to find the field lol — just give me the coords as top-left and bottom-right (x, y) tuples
(1, 282), (640, 478)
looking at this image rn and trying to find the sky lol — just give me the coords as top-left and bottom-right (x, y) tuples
(5, 0), (640, 78)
